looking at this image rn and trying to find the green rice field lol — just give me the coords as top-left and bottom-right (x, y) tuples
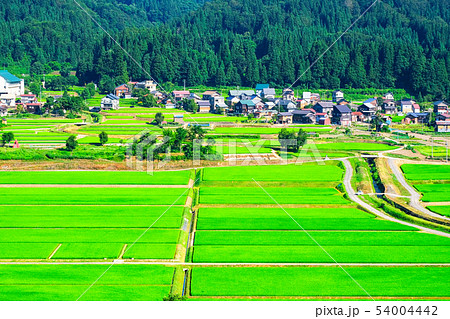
(0, 170), (191, 185)
(402, 164), (450, 181)
(0, 264), (174, 300)
(191, 267), (450, 297)
(426, 206), (450, 217)
(315, 142), (398, 151)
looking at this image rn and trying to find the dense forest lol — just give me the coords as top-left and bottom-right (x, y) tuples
(1, 0), (449, 100)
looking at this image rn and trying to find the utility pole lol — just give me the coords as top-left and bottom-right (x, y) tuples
(446, 140), (448, 163)
(431, 137), (434, 159)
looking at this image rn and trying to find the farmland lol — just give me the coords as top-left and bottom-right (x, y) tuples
(191, 267), (450, 297)
(0, 264), (174, 301)
(188, 162), (450, 299)
(401, 164), (450, 204)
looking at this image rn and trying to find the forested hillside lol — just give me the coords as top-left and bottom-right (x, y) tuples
(1, 0), (449, 100)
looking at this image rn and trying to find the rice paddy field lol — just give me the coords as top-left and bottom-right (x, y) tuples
(402, 164), (450, 211)
(188, 163), (450, 299)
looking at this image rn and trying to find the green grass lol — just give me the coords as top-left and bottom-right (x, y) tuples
(191, 267), (450, 297)
(104, 107), (185, 114)
(213, 145), (273, 154)
(53, 243), (123, 259)
(123, 244), (177, 259)
(0, 188), (188, 205)
(194, 231), (448, 246)
(210, 127), (332, 135)
(0, 264), (173, 300)
(0, 228), (181, 243)
(414, 184), (450, 202)
(0, 243), (57, 259)
(0, 170), (191, 185)
(199, 187), (348, 204)
(193, 245), (450, 263)
(202, 164), (343, 182)
(198, 207), (370, 219)
(315, 142), (397, 151)
(77, 136), (122, 144)
(402, 164), (450, 181)
(196, 217), (416, 230)
(426, 206), (450, 217)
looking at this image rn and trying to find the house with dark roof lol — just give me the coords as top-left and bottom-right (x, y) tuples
(292, 109), (316, 124)
(197, 100), (211, 113)
(235, 100), (256, 114)
(434, 101), (449, 115)
(358, 103), (377, 117)
(383, 100), (397, 115)
(402, 113), (429, 125)
(313, 101), (334, 115)
(332, 105), (352, 126)
(277, 99), (296, 111)
(0, 106), (7, 117)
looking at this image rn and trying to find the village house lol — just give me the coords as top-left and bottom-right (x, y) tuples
(150, 90), (165, 101)
(197, 100), (211, 113)
(297, 99), (309, 109)
(352, 111), (365, 123)
(164, 100), (176, 109)
(313, 101), (334, 115)
(435, 113), (450, 132)
(434, 101), (449, 115)
(203, 91), (227, 113)
(261, 88), (276, 99)
(235, 100), (256, 115)
(332, 105), (352, 126)
(25, 103), (41, 114)
(277, 112), (293, 124)
(172, 90), (190, 102)
(402, 113), (429, 125)
(255, 84), (269, 97)
(282, 88), (295, 101)
(173, 114), (184, 124)
(316, 112), (331, 125)
(135, 80), (157, 92)
(310, 93), (321, 104)
(0, 106), (7, 117)
(20, 94), (37, 104)
(292, 109), (316, 124)
(101, 94), (120, 110)
(0, 70), (24, 108)
(229, 89), (255, 98)
(383, 100), (397, 115)
(399, 99), (420, 114)
(302, 92), (311, 104)
(332, 90), (344, 103)
(383, 92), (395, 102)
(358, 102), (377, 118)
(277, 99), (296, 111)
(114, 84), (131, 98)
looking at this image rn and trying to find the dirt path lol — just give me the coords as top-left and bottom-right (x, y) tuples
(388, 158), (450, 222)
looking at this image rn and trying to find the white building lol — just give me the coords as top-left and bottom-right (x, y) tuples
(332, 90), (344, 103)
(101, 94), (120, 110)
(135, 80), (157, 92)
(0, 70), (25, 108)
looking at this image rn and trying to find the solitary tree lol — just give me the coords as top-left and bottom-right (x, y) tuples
(1, 132), (14, 146)
(65, 135), (78, 151)
(154, 112), (165, 126)
(99, 131), (108, 145)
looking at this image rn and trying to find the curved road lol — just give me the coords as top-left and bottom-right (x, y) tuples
(342, 159), (450, 238)
(388, 158), (450, 222)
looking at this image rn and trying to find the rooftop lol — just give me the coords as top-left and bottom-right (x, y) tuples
(0, 70), (22, 83)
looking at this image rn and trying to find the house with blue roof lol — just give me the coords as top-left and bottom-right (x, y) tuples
(0, 70), (24, 108)
(256, 84), (270, 97)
